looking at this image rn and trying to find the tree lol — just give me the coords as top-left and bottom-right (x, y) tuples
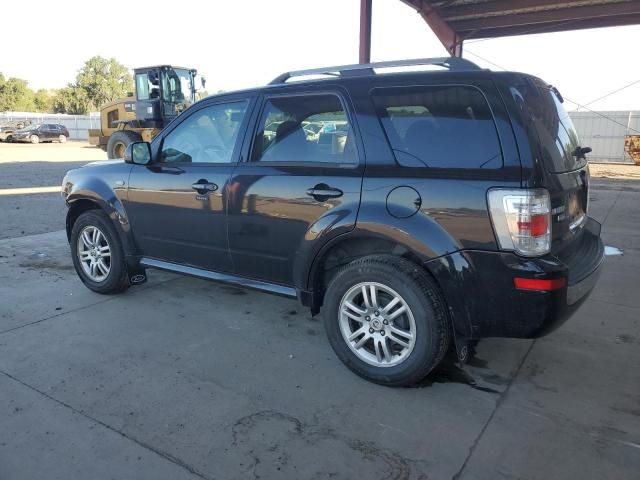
(0, 73), (36, 112)
(52, 86), (91, 115)
(34, 89), (54, 112)
(75, 56), (133, 109)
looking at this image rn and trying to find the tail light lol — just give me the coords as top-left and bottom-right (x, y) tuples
(487, 188), (551, 257)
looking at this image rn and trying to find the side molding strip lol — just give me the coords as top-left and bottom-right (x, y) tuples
(140, 257), (297, 298)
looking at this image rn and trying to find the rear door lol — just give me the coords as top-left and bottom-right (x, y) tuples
(227, 90), (363, 286)
(46, 123), (58, 140)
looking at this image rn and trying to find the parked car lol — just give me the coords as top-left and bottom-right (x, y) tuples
(0, 120), (32, 142)
(61, 57), (604, 386)
(11, 124), (70, 144)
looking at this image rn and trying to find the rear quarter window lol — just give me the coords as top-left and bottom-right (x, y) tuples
(372, 85), (503, 169)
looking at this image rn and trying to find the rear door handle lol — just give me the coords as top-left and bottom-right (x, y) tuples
(192, 179), (218, 193)
(306, 184), (343, 200)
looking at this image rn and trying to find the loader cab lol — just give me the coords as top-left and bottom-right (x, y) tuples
(134, 65), (198, 128)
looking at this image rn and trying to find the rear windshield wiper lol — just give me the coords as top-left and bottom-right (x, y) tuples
(572, 146), (592, 159)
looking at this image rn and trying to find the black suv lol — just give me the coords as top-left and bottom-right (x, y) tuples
(62, 58), (604, 386)
(11, 123), (70, 143)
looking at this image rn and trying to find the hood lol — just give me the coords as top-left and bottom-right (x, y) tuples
(82, 159), (127, 167)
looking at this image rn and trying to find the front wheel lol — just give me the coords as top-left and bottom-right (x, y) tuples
(322, 255), (450, 386)
(106, 130), (142, 159)
(70, 210), (129, 294)
(30, 135), (39, 144)
(59, 134), (67, 143)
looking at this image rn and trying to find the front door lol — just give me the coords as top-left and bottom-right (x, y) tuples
(227, 92), (363, 286)
(126, 98), (253, 272)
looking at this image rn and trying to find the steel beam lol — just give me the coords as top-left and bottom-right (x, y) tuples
(449, 2), (640, 32)
(462, 12), (640, 39)
(359, 0), (372, 64)
(442, 0), (631, 20)
(400, 0), (463, 56)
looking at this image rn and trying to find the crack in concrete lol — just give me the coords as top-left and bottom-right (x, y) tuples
(601, 187), (623, 227)
(0, 369), (212, 480)
(451, 340), (536, 480)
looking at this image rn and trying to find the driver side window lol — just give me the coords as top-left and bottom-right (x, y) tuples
(160, 100), (249, 164)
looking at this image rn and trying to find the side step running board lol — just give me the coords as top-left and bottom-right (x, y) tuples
(140, 257), (298, 298)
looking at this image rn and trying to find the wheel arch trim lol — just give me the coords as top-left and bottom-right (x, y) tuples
(65, 180), (135, 256)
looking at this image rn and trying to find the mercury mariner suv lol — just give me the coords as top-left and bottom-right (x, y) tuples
(62, 57), (604, 386)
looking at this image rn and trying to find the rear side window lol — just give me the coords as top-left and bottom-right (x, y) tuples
(251, 94), (357, 164)
(372, 85), (503, 169)
(512, 77), (585, 173)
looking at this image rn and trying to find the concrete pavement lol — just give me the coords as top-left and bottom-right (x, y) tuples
(0, 141), (105, 239)
(0, 177), (638, 479)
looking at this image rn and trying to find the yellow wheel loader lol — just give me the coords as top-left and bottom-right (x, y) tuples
(89, 65), (204, 159)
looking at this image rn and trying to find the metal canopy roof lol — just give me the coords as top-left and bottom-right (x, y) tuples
(398, 0), (640, 56)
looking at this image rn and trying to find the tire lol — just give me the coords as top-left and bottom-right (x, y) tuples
(70, 210), (129, 294)
(59, 134), (67, 143)
(6, 135), (13, 143)
(322, 255), (450, 387)
(30, 135), (39, 144)
(107, 130), (142, 159)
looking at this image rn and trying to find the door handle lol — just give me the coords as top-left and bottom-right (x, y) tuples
(306, 184), (343, 200)
(191, 179), (218, 193)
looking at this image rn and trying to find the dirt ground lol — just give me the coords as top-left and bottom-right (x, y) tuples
(589, 163), (640, 179)
(0, 140), (106, 163)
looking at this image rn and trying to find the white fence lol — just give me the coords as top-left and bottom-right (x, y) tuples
(569, 110), (639, 164)
(0, 112), (100, 140)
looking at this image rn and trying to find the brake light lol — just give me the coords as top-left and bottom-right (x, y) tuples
(487, 188), (551, 256)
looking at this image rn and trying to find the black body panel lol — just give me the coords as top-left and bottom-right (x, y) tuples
(62, 63), (605, 343)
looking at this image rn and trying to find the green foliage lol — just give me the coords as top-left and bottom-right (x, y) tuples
(0, 74), (35, 111)
(75, 56), (133, 109)
(52, 86), (91, 115)
(34, 89), (54, 112)
(1, 56), (133, 114)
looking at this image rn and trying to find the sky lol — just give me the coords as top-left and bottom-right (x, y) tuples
(2, 0), (639, 111)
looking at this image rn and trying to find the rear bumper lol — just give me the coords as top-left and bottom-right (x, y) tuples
(426, 216), (604, 339)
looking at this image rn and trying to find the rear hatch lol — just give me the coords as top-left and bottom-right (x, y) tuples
(514, 75), (590, 250)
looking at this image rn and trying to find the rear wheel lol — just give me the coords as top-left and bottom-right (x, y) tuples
(58, 134), (67, 143)
(30, 134), (39, 144)
(322, 255), (450, 386)
(107, 130), (142, 159)
(70, 210), (129, 294)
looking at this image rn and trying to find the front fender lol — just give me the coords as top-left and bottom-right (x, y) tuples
(63, 167), (135, 256)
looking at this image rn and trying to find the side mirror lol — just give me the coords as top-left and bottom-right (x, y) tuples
(124, 142), (152, 165)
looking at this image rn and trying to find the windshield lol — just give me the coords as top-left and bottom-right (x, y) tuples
(162, 68), (193, 104)
(21, 124), (38, 131)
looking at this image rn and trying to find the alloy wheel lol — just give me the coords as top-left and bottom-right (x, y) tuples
(77, 225), (111, 282)
(339, 282), (416, 367)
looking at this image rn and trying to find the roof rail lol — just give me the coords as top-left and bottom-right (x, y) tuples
(269, 57), (482, 85)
